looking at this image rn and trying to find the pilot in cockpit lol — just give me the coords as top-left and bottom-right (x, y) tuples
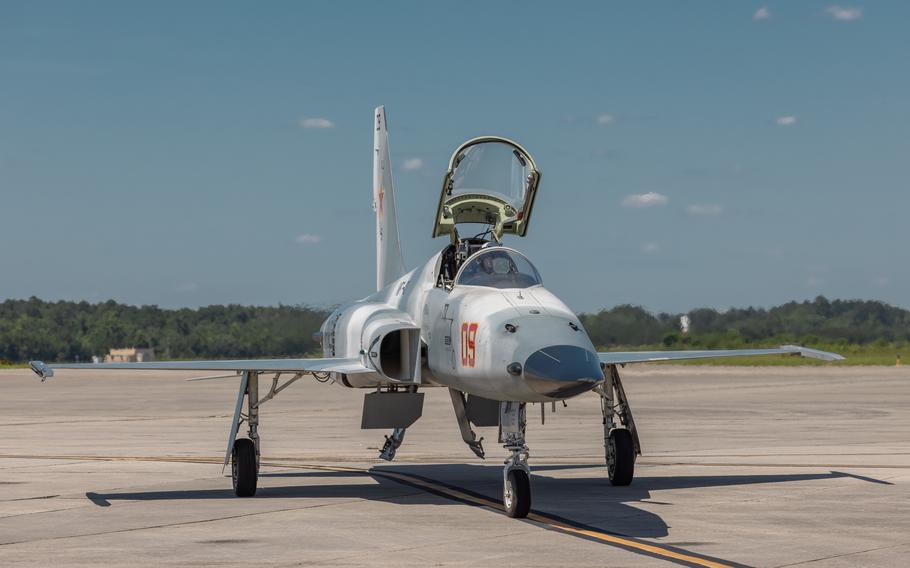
(459, 250), (533, 288)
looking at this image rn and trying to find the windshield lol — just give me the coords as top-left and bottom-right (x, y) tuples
(455, 248), (542, 289)
(450, 141), (531, 209)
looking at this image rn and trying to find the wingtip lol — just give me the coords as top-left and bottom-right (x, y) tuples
(28, 361), (54, 380)
(781, 345), (846, 362)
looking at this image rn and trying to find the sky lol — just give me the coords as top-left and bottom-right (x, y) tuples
(1, 1), (907, 314)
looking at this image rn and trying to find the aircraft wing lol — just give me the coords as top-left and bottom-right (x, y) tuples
(598, 344), (844, 365)
(28, 357), (372, 380)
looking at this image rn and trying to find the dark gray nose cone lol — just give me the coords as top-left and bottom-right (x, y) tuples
(524, 345), (604, 398)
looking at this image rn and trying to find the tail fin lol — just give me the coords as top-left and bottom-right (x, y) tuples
(373, 106), (406, 291)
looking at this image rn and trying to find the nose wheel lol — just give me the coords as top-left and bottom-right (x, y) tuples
(504, 468), (531, 518)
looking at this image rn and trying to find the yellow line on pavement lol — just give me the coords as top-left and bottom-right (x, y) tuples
(269, 460), (734, 567)
(0, 454), (736, 567)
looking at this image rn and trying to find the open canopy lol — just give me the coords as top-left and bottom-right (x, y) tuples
(432, 137), (540, 240)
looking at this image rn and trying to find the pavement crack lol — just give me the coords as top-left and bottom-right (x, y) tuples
(0, 506), (85, 520)
(0, 493), (424, 547)
(3, 494), (60, 502)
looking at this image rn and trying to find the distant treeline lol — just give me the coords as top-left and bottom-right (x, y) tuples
(0, 299), (328, 363)
(1, 296), (908, 363)
(579, 297), (910, 349)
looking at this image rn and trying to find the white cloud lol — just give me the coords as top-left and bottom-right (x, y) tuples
(874, 276), (890, 287)
(294, 233), (322, 245)
(640, 243), (660, 253)
(595, 114), (615, 125)
(806, 275), (824, 288)
(299, 117), (334, 129)
(753, 6), (771, 20)
(825, 6), (862, 21)
(687, 203), (723, 216)
(622, 192), (668, 208)
(775, 115), (797, 126)
(402, 158), (423, 171)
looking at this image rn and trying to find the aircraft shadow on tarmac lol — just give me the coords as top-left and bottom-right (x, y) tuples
(85, 464), (886, 539)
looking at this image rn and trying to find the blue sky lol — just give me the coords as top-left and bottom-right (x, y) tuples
(1, 1), (907, 314)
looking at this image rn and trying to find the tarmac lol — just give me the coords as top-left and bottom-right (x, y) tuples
(1, 365), (908, 567)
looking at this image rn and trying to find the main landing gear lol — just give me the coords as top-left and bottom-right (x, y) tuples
(597, 364), (641, 486)
(229, 370), (261, 496)
(226, 370), (305, 497)
(500, 401), (531, 518)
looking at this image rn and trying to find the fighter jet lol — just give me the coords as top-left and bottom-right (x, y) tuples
(28, 107), (844, 518)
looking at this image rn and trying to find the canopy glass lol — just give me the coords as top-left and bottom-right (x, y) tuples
(455, 248), (542, 289)
(433, 137), (540, 240)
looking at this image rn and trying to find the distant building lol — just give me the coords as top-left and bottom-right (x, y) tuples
(105, 348), (156, 363)
(680, 315), (691, 335)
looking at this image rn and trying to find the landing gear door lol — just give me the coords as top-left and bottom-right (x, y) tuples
(432, 137), (540, 241)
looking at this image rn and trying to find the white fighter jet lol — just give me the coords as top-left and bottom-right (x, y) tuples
(29, 107), (844, 518)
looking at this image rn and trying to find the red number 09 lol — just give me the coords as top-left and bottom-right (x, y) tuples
(461, 322), (478, 367)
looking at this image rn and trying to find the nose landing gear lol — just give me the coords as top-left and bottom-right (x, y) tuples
(500, 401), (531, 518)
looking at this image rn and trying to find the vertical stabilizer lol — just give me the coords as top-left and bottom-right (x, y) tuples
(373, 106), (406, 290)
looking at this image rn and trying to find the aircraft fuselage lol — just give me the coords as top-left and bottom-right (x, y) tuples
(320, 246), (605, 402)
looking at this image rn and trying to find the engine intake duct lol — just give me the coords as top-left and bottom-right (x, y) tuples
(364, 315), (422, 384)
(378, 327), (420, 381)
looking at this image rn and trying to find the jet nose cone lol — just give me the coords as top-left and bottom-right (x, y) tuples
(524, 345), (604, 399)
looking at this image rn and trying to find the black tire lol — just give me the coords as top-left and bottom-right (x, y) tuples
(504, 469), (531, 518)
(232, 438), (258, 497)
(607, 428), (635, 486)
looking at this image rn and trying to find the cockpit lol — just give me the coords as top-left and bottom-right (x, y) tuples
(455, 248), (542, 289)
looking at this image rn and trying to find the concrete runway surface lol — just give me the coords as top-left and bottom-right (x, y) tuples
(1, 365), (908, 567)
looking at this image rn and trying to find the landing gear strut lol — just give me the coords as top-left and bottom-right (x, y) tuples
(598, 364), (641, 486)
(500, 401), (531, 518)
